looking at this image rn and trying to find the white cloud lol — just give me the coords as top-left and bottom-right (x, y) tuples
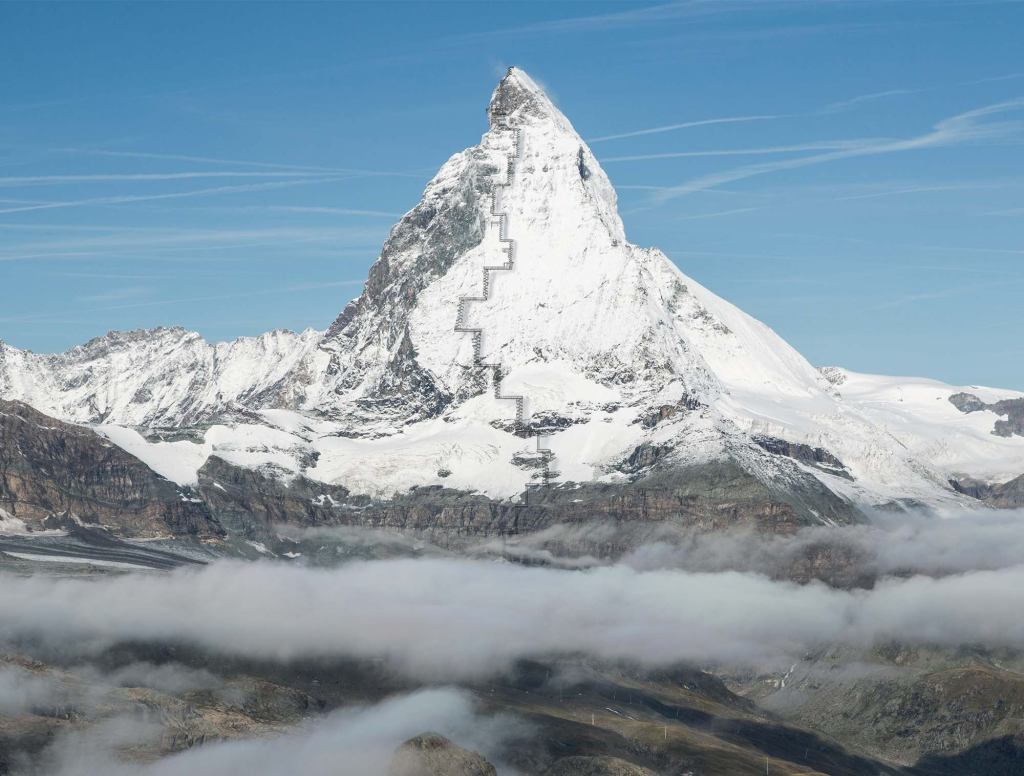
(0, 665), (72, 715)
(33, 689), (523, 776)
(3, 526), (1024, 678)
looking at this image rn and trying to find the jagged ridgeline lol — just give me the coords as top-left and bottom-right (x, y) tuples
(1, 68), (1022, 541)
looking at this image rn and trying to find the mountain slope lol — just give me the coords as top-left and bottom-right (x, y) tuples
(0, 400), (220, 537)
(1, 68), (1022, 520)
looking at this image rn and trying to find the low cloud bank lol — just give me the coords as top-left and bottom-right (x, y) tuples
(25, 688), (522, 776)
(4, 550), (1024, 676)
(622, 508), (1024, 578)
(0, 665), (73, 715)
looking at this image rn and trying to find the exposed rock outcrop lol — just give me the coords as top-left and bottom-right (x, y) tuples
(196, 456), (860, 554)
(950, 392), (1024, 438)
(752, 435), (851, 479)
(0, 400), (221, 537)
(950, 474), (1024, 508)
(388, 733), (496, 776)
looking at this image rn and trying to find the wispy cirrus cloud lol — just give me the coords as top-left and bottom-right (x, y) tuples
(75, 286), (151, 304)
(0, 176), (351, 215)
(820, 88), (917, 113)
(588, 114), (786, 143)
(589, 73), (1024, 155)
(0, 280), (365, 326)
(674, 206), (761, 220)
(649, 97), (1024, 203)
(76, 278), (360, 313)
(464, 1), (717, 38)
(192, 204), (405, 218)
(461, 0), (907, 41)
(586, 93), (882, 151)
(0, 171), (335, 187)
(832, 181), (1016, 201)
(602, 139), (873, 163)
(59, 147), (422, 178)
(871, 277), (1024, 309)
(0, 225), (383, 265)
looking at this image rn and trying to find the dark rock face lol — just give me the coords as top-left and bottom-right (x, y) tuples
(356, 327), (453, 421)
(0, 400), (220, 538)
(197, 455), (359, 536)
(316, 112), (498, 425)
(950, 474), (1024, 508)
(949, 392), (988, 414)
(615, 443), (672, 475)
(388, 733), (496, 776)
(990, 399), (1024, 437)
(949, 392), (1024, 438)
(576, 147), (592, 181)
(636, 393), (704, 429)
(752, 435), (852, 479)
(197, 457), (862, 552)
(488, 68), (545, 126)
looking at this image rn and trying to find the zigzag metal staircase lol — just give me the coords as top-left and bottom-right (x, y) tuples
(454, 108), (555, 491)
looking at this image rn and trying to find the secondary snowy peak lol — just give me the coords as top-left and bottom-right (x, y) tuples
(0, 327), (321, 427)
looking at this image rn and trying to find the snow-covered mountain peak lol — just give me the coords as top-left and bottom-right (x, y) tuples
(485, 67), (625, 246)
(70, 326), (199, 358)
(0, 327), (322, 427)
(487, 67), (588, 145)
(487, 68), (556, 127)
(75, 67), (818, 434)
(2, 68), (1021, 513)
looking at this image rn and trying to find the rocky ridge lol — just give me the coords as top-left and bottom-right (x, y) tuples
(0, 400), (220, 537)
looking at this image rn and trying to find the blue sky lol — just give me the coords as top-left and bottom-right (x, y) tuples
(1, 1), (1022, 389)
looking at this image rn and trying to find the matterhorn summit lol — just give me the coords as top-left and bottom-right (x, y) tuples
(286, 67), (730, 426)
(2, 68), (1022, 526)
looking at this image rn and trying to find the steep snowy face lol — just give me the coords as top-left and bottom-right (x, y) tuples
(267, 67), (987, 506)
(0, 327), (321, 427)
(293, 68), (833, 431)
(0, 68), (833, 438)
(412, 68), (715, 412)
